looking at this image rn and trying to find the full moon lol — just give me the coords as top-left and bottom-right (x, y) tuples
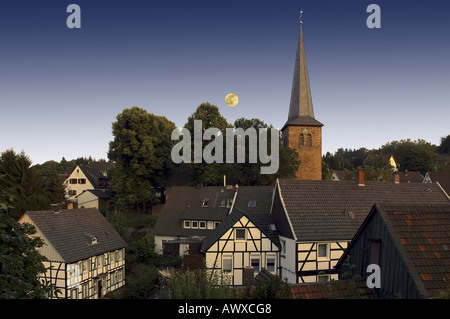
(225, 93), (239, 107)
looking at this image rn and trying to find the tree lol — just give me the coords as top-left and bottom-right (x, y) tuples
(380, 139), (436, 175)
(0, 213), (59, 298)
(183, 102), (231, 186)
(437, 135), (450, 154)
(34, 160), (66, 205)
(108, 107), (176, 212)
(0, 149), (50, 219)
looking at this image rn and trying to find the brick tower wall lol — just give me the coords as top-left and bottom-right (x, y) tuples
(284, 125), (322, 180)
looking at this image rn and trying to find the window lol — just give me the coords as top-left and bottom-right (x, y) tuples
(220, 199), (226, 207)
(104, 253), (109, 266)
(184, 220), (190, 228)
(281, 239), (286, 255)
(68, 190), (77, 196)
(78, 178), (86, 184)
(199, 221), (206, 229)
(207, 221), (214, 229)
(248, 200), (257, 208)
(267, 257), (276, 272)
(201, 198), (209, 207)
(91, 256), (97, 270)
(299, 134), (304, 146)
(222, 255), (233, 273)
(307, 134), (312, 147)
(251, 256), (260, 274)
(191, 221), (198, 229)
(318, 274), (329, 283)
(235, 228), (246, 240)
(69, 178), (78, 184)
(318, 243), (329, 259)
(369, 239), (381, 265)
(81, 283), (89, 299)
(70, 288), (78, 299)
(214, 221), (221, 229)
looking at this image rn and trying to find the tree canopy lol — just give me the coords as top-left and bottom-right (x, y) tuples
(0, 213), (58, 298)
(107, 106), (176, 212)
(0, 149), (50, 219)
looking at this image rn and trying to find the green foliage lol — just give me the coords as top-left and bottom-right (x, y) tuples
(380, 139), (436, 175)
(108, 106), (176, 212)
(243, 275), (292, 299)
(0, 149), (50, 219)
(162, 268), (233, 299)
(118, 266), (161, 299)
(0, 213), (59, 298)
(322, 160), (333, 180)
(183, 102), (231, 186)
(182, 106), (300, 186)
(437, 135), (450, 154)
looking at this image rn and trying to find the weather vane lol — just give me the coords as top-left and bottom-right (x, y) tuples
(299, 10), (303, 24)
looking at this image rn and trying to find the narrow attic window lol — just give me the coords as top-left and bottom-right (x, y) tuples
(201, 198), (209, 207)
(248, 200), (257, 208)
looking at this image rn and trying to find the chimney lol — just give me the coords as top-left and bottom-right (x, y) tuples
(243, 266), (254, 286)
(394, 172), (400, 184)
(358, 171), (365, 186)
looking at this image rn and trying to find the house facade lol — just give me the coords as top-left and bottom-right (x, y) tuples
(201, 208), (280, 286)
(271, 177), (450, 284)
(76, 189), (111, 211)
(64, 161), (113, 204)
(336, 203), (450, 298)
(19, 208), (127, 299)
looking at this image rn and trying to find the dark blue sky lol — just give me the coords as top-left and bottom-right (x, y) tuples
(1, 0), (449, 164)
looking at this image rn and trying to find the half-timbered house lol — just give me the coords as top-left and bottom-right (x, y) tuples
(18, 208), (127, 299)
(271, 176), (450, 284)
(201, 203), (280, 286)
(153, 185), (237, 255)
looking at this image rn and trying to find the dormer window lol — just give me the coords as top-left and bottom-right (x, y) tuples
(201, 198), (209, 207)
(83, 232), (98, 245)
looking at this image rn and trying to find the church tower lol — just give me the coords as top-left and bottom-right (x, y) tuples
(281, 22), (323, 180)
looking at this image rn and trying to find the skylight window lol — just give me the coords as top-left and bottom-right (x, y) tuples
(248, 200), (257, 208)
(201, 198), (209, 207)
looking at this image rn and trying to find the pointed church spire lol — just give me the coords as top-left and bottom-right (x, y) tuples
(284, 20), (323, 128)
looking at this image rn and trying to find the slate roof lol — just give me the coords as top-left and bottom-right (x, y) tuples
(424, 172), (450, 196)
(22, 208), (127, 263)
(154, 185), (275, 240)
(291, 280), (378, 299)
(376, 203), (450, 298)
(397, 171), (423, 183)
(76, 189), (111, 200)
(154, 186), (235, 238)
(275, 179), (450, 242)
